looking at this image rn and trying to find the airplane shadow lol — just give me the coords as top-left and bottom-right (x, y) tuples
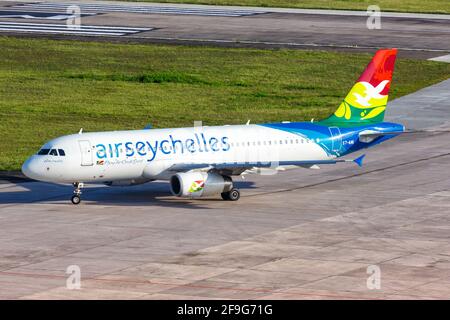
(0, 180), (257, 209)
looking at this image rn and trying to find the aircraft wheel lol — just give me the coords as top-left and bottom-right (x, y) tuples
(71, 195), (81, 205)
(221, 188), (240, 201)
(221, 192), (230, 201)
(228, 188), (240, 201)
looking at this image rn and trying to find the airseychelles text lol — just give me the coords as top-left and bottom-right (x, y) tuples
(95, 133), (230, 162)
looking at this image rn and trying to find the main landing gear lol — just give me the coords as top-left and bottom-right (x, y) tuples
(71, 182), (83, 205)
(221, 188), (240, 201)
(221, 176), (240, 201)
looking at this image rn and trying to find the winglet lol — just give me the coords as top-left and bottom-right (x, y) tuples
(353, 154), (366, 167)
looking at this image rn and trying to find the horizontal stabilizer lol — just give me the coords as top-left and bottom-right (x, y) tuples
(359, 129), (404, 143)
(353, 154), (366, 167)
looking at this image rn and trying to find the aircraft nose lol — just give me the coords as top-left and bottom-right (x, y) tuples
(21, 157), (40, 180)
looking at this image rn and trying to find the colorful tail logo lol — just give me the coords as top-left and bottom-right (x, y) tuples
(322, 48), (397, 126)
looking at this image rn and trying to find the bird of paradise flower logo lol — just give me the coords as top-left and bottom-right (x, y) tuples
(188, 180), (205, 193)
(334, 80), (388, 122)
(321, 48), (396, 127)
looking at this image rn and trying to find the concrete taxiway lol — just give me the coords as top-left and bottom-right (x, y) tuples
(0, 1), (449, 58)
(1, 78), (450, 299)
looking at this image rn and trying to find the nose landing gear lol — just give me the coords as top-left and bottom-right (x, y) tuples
(71, 182), (83, 205)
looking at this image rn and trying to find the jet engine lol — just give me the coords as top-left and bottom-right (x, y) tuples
(170, 172), (233, 198)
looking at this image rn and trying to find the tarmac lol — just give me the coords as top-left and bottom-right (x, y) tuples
(0, 0), (450, 300)
(1, 77), (450, 299)
(0, 0), (449, 59)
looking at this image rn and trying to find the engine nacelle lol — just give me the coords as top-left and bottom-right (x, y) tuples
(170, 172), (232, 198)
(104, 177), (152, 187)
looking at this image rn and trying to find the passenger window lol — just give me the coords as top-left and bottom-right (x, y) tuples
(58, 149), (65, 156)
(49, 149), (58, 156)
(37, 149), (50, 155)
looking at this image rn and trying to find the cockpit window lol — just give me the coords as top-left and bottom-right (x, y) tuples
(37, 148), (66, 156)
(37, 149), (50, 155)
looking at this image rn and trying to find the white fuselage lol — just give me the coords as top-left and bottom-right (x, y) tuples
(22, 124), (331, 184)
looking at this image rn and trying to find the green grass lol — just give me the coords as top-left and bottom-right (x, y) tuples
(0, 37), (449, 171)
(120, 0), (450, 14)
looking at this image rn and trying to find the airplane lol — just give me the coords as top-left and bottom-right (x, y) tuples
(22, 48), (404, 204)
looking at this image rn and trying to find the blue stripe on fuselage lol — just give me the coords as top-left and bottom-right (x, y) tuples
(259, 122), (404, 157)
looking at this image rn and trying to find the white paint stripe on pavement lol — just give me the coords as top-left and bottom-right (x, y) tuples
(20, 3), (262, 12)
(0, 27), (125, 36)
(0, 21), (152, 30)
(19, 3), (264, 12)
(0, 22), (153, 36)
(15, 2), (267, 16)
(428, 54), (450, 63)
(0, 24), (146, 33)
(10, 0), (450, 20)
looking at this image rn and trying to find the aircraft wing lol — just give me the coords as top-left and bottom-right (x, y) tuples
(167, 155), (366, 173)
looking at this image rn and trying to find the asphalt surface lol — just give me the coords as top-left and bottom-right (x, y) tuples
(1, 78), (450, 299)
(0, 1), (449, 58)
(1, 0), (450, 300)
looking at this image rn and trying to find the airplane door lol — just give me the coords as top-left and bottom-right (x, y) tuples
(78, 140), (93, 166)
(328, 127), (343, 153)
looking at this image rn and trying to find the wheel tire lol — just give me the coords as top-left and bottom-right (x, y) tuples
(71, 195), (81, 205)
(227, 188), (240, 201)
(221, 192), (230, 201)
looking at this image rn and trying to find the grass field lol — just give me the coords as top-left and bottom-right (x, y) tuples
(122, 0), (450, 14)
(0, 37), (449, 171)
